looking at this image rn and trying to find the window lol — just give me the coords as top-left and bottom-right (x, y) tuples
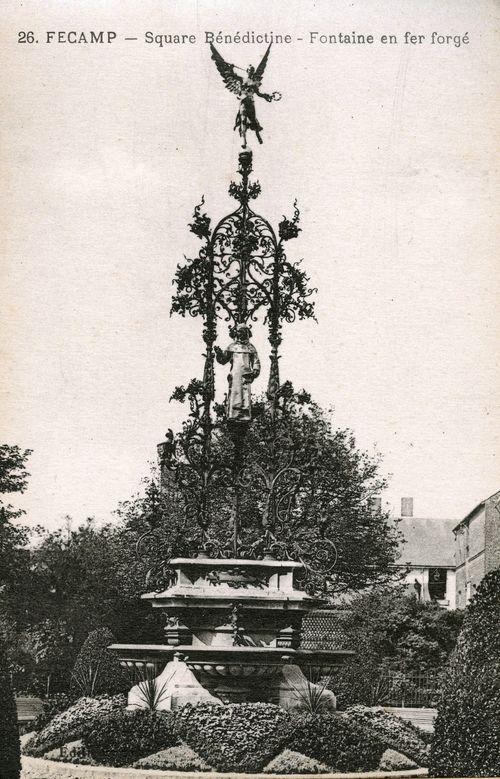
(428, 567), (447, 600)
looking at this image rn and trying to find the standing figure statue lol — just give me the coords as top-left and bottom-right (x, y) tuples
(215, 324), (261, 422)
(210, 43), (281, 148)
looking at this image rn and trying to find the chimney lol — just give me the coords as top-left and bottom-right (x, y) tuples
(369, 497), (382, 513)
(401, 497), (414, 517)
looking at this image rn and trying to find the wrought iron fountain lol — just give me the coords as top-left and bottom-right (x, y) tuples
(110, 46), (353, 708)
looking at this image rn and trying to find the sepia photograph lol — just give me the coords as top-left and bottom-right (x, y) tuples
(0, 1), (498, 777)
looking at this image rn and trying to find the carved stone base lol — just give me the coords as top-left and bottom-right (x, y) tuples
(125, 657), (337, 710)
(127, 657), (221, 710)
(278, 663), (337, 711)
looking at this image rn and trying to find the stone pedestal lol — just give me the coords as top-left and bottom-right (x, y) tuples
(110, 555), (353, 707)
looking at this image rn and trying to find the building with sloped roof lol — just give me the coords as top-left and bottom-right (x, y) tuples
(453, 488), (500, 609)
(395, 497), (457, 609)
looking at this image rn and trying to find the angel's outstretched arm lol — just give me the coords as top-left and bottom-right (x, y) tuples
(255, 88), (273, 102)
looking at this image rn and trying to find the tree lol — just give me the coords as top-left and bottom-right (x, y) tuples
(29, 519), (161, 648)
(0, 444), (31, 497)
(429, 568), (500, 777)
(0, 638), (21, 779)
(329, 587), (463, 709)
(0, 444), (34, 685)
(0, 445), (32, 597)
(70, 627), (128, 697)
(121, 387), (402, 597)
(344, 587), (463, 670)
(0, 515), (165, 694)
(20, 619), (73, 697)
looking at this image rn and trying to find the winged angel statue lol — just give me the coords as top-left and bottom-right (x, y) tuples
(210, 43), (281, 147)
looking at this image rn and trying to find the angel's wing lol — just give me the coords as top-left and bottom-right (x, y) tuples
(254, 43), (272, 85)
(210, 43), (243, 95)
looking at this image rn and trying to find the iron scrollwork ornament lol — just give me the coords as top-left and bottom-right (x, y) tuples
(156, 60), (336, 589)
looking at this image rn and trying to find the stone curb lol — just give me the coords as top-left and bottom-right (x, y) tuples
(22, 756), (428, 779)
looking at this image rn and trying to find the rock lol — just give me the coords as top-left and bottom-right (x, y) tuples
(127, 658), (222, 710)
(279, 664), (337, 712)
(379, 748), (418, 770)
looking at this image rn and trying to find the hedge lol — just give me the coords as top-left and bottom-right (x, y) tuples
(133, 744), (212, 771)
(84, 708), (178, 766)
(23, 694), (126, 757)
(175, 702), (292, 773)
(286, 712), (384, 772)
(0, 639), (21, 779)
(429, 568), (500, 777)
(70, 627), (128, 698)
(34, 693), (73, 732)
(345, 705), (429, 765)
(264, 749), (332, 774)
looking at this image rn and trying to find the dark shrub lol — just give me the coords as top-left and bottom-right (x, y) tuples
(429, 568), (500, 777)
(23, 694), (126, 757)
(287, 712), (384, 772)
(175, 702), (292, 772)
(70, 627), (128, 697)
(345, 705), (429, 765)
(84, 708), (178, 766)
(326, 589), (464, 710)
(0, 640), (21, 779)
(34, 692), (73, 732)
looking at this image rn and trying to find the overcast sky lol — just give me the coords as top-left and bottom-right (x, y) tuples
(1, 0), (498, 531)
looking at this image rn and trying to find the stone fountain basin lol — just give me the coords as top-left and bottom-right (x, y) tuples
(110, 643), (354, 677)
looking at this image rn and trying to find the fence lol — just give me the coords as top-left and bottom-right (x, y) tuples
(378, 669), (441, 708)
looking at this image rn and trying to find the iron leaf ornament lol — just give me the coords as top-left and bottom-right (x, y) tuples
(148, 44), (339, 594)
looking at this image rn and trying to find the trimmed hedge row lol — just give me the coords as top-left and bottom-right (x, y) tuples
(34, 693), (73, 733)
(174, 702), (292, 773)
(345, 705), (429, 766)
(23, 694), (126, 757)
(82, 703), (389, 772)
(85, 709), (178, 767)
(287, 712), (384, 773)
(25, 696), (431, 772)
(264, 749), (332, 774)
(133, 744), (212, 771)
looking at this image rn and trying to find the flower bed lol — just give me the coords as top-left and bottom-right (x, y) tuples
(21, 699), (430, 775)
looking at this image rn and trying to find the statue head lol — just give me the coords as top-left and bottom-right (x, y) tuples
(246, 65), (255, 77)
(235, 323), (251, 343)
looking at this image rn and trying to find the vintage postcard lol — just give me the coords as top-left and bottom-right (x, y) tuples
(0, 1), (498, 778)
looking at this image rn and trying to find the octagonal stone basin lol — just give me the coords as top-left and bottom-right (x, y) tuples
(110, 644), (354, 703)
